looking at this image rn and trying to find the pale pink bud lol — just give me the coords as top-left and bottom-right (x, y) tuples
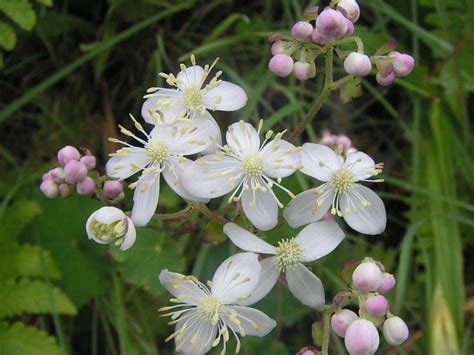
(365, 295), (389, 317)
(293, 62), (312, 81)
(345, 319), (379, 355)
(271, 41), (286, 56)
(296, 347), (315, 355)
(311, 29), (324, 44)
(337, 0), (360, 23)
(344, 52), (372, 77)
(49, 167), (65, 183)
(331, 309), (358, 337)
(40, 179), (59, 199)
(316, 9), (347, 40)
(389, 52), (415, 77)
(376, 71), (396, 86)
(57, 146), (80, 166)
(103, 180), (124, 200)
(345, 18), (354, 36)
(383, 316), (409, 345)
(336, 135), (352, 150)
(42, 172), (50, 181)
(352, 261), (383, 292)
(64, 160), (88, 184)
(292, 21), (314, 42)
(59, 183), (72, 198)
(76, 176), (96, 195)
(80, 155), (96, 170)
(269, 54), (294, 77)
(377, 272), (396, 294)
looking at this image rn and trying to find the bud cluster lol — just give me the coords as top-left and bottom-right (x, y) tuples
(374, 51), (415, 86)
(320, 129), (355, 153)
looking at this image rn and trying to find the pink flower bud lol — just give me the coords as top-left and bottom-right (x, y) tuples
(57, 146), (80, 166)
(296, 347), (315, 355)
(345, 319), (379, 355)
(40, 179), (59, 199)
(49, 167), (65, 183)
(352, 261), (383, 292)
(80, 155), (96, 170)
(377, 272), (396, 294)
(293, 62), (312, 81)
(331, 309), (358, 337)
(344, 52), (372, 77)
(337, 0), (360, 23)
(311, 29), (324, 44)
(42, 172), (50, 181)
(376, 71), (396, 86)
(345, 18), (354, 36)
(365, 295), (389, 317)
(59, 183), (72, 198)
(292, 21), (314, 42)
(389, 52), (415, 77)
(64, 160), (88, 184)
(269, 54), (294, 77)
(103, 180), (124, 200)
(316, 9), (347, 40)
(383, 316), (409, 345)
(76, 176), (96, 195)
(336, 135), (352, 150)
(271, 41), (286, 56)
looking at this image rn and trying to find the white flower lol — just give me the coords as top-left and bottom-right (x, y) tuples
(159, 252), (276, 354)
(181, 120), (301, 231)
(106, 115), (214, 227)
(86, 206), (136, 251)
(284, 143), (386, 235)
(223, 221), (345, 308)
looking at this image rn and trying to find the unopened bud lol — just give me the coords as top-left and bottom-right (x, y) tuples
(311, 29), (324, 44)
(345, 319), (380, 355)
(40, 179), (59, 199)
(352, 261), (383, 292)
(336, 135), (352, 150)
(271, 41), (286, 56)
(336, 0), (360, 23)
(296, 347), (315, 355)
(64, 160), (88, 184)
(80, 155), (96, 170)
(269, 54), (294, 77)
(59, 183), (73, 198)
(103, 180), (124, 200)
(292, 21), (314, 42)
(49, 167), (65, 183)
(383, 316), (409, 345)
(331, 309), (358, 337)
(344, 52), (372, 77)
(365, 295), (389, 317)
(293, 62), (313, 81)
(57, 146), (80, 166)
(316, 9), (347, 40)
(377, 272), (396, 294)
(389, 51), (415, 77)
(76, 176), (96, 195)
(42, 172), (50, 181)
(376, 71), (396, 86)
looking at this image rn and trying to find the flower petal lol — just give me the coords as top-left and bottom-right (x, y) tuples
(211, 252), (261, 304)
(283, 187), (334, 228)
(158, 270), (208, 305)
(286, 262), (325, 308)
(141, 94), (185, 125)
(300, 143), (341, 182)
(261, 139), (301, 178)
(176, 65), (205, 89)
(106, 148), (149, 180)
(174, 310), (217, 354)
(294, 221), (345, 262)
(226, 121), (260, 155)
(241, 182), (279, 231)
(224, 306), (276, 337)
(119, 217), (137, 251)
(340, 184), (386, 235)
(194, 111), (222, 154)
(131, 170), (160, 227)
(223, 223), (276, 254)
(202, 80), (248, 111)
(345, 151), (376, 181)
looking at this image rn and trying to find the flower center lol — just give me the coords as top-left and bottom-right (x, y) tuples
(89, 219), (126, 243)
(183, 85), (203, 111)
(275, 238), (303, 272)
(146, 138), (169, 162)
(241, 154), (264, 177)
(198, 296), (223, 325)
(330, 167), (354, 193)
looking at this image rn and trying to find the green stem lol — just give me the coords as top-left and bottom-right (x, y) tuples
(153, 204), (194, 220)
(195, 203), (228, 224)
(321, 307), (332, 355)
(334, 36), (364, 53)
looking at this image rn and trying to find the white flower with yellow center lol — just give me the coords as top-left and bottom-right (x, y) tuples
(159, 252), (276, 354)
(181, 120), (301, 231)
(105, 116), (214, 227)
(223, 221), (345, 308)
(284, 143), (386, 235)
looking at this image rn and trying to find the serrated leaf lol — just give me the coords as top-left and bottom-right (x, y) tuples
(0, 21), (16, 50)
(0, 0), (37, 31)
(339, 77), (362, 104)
(0, 199), (41, 244)
(17, 244), (61, 279)
(0, 322), (60, 355)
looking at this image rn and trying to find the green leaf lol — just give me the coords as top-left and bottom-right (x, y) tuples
(16, 244), (61, 280)
(36, 0), (52, 6)
(0, 278), (76, 318)
(202, 220), (227, 245)
(0, 0), (37, 31)
(339, 77), (362, 104)
(0, 199), (41, 244)
(0, 21), (16, 50)
(0, 322), (60, 355)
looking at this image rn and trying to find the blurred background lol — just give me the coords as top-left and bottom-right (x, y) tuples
(0, 0), (472, 354)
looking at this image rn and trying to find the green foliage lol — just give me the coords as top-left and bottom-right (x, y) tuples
(0, 322), (60, 355)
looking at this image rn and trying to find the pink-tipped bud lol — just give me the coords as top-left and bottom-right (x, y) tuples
(292, 21), (314, 42)
(331, 309), (358, 337)
(316, 9), (347, 40)
(336, 135), (352, 150)
(80, 155), (96, 170)
(42, 172), (50, 181)
(345, 18), (354, 36)
(40, 179), (59, 199)
(64, 160), (88, 184)
(49, 167), (65, 183)
(376, 71), (396, 86)
(352, 261), (383, 292)
(103, 180), (124, 200)
(345, 319), (379, 355)
(271, 41), (286, 56)
(269, 54), (294, 77)
(365, 295), (389, 317)
(59, 183), (72, 198)
(311, 29), (324, 44)
(296, 347), (315, 355)
(76, 176), (96, 195)
(383, 316), (409, 345)
(389, 52), (415, 77)
(344, 52), (372, 77)
(57, 146), (80, 166)
(336, 0), (360, 23)
(377, 272), (396, 294)
(293, 62), (313, 81)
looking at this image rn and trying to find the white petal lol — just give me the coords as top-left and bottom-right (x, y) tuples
(202, 81), (248, 111)
(176, 65), (205, 89)
(241, 183), (279, 231)
(162, 157), (209, 203)
(224, 306), (276, 337)
(300, 143), (341, 182)
(193, 111), (222, 155)
(340, 184), (386, 235)
(286, 262), (325, 308)
(161, 118), (213, 156)
(211, 252), (261, 304)
(174, 310), (217, 354)
(158, 270), (208, 305)
(237, 257), (280, 306)
(223, 223), (276, 254)
(106, 148), (149, 180)
(261, 139), (301, 178)
(90, 206), (125, 224)
(181, 154), (243, 199)
(283, 187), (334, 228)
(226, 121), (260, 155)
(294, 221), (345, 262)
(131, 171), (160, 227)
(141, 94), (186, 125)
(119, 217), (137, 251)
(345, 151), (376, 181)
